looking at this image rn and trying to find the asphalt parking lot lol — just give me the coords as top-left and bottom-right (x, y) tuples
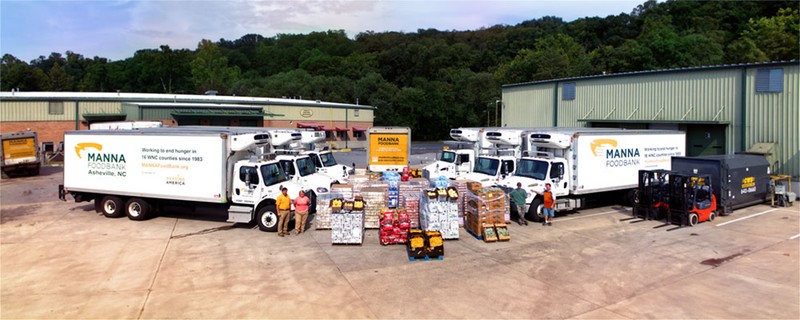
(2, 166), (798, 319)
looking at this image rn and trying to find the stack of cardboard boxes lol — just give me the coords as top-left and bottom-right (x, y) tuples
(360, 187), (386, 228)
(464, 187), (508, 239)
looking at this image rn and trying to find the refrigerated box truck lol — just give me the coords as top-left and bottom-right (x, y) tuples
(497, 128), (686, 221)
(58, 127), (305, 232)
(367, 127), (411, 172)
(1, 131), (41, 177)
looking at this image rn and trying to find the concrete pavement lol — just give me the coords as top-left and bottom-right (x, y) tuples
(2, 168), (798, 319)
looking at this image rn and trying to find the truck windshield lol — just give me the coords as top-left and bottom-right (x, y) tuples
(515, 159), (549, 180)
(260, 163), (288, 186)
(319, 152), (338, 167)
(473, 157), (499, 176)
(296, 157), (317, 177)
(440, 151), (456, 163)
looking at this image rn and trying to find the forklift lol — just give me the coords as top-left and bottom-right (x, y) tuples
(633, 169), (672, 220)
(667, 174), (717, 227)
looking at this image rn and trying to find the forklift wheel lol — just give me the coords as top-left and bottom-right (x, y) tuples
(708, 212), (716, 222)
(688, 213), (699, 227)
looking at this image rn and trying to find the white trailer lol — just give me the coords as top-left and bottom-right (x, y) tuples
(58, 127), (306, 232)
(89, 121), (164, 130)
(497, 128), (686, 222)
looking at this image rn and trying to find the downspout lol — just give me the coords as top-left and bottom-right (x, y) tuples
(740, 67), (747, 152)
(553, 82), (559, 127)
(345, 108), (349, 149)
(75, 99), (80, 130)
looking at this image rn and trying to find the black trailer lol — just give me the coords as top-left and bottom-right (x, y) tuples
(671, 154), (769, 215)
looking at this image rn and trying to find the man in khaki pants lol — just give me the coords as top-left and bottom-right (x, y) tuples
(276, 187), (292, 236)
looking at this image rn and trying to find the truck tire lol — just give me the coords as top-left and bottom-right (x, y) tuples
(526, 198), (544, 222)
(30, 165), (40, 176)
(257, 204), (279, 232)
(125, 198), (151, 221)
(100, 196), (124, 218)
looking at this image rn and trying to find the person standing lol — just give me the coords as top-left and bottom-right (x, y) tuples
(276, 187), (292, 237)
(533, 183), (556, 226)
(508, 182), (529, 226)
(294, 190), (311, 234)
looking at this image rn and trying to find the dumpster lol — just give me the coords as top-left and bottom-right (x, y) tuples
(671, 154), (769, 215)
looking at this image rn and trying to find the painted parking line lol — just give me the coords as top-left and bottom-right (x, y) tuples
(557, 210), (622, 222)
(790, 233), (800, 240)
(716, 209), (779, 227)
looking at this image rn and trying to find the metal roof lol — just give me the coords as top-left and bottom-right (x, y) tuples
(0, 91), (376, 110)
(502, 60), (800, 89)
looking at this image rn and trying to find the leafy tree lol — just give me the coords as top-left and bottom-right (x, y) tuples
(738, 8), (799, 61)
(190, 39), (240, 94)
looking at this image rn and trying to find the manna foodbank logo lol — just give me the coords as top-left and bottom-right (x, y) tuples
(590, 138), (641, 167)
(75, 142), (127, 174)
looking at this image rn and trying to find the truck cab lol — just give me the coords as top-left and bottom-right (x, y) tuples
(423, 127), (488, 182)
(498, 155), (571, 221)
(296, 130), (353, 183)
(423, 148), (475, 181)
(455, 155), (517, 187)
(305, 150), (353, 182)
(275, 154), (335, 195)
(230, 157), (306, 229)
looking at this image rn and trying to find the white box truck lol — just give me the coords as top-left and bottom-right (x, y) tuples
(453, 128), (531, 187)
(58, 127), (306, 232)
(497, 128), (686, 222)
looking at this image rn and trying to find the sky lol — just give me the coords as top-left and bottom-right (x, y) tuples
(1, 0), (645, 62)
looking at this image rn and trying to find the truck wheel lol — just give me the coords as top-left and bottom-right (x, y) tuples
(100, 196), (124, 218)
(257, 205), (279, 232)
(30, 165), (40, 176)
(687, 213), (699, 226)
(526, 198), (544, 222)
(125, 198), (151, 221)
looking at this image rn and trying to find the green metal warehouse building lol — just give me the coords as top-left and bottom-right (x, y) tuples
(501, 60), (799, 180)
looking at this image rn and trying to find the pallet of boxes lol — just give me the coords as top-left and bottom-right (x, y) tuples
(330, 197), (366, 245)
(464, 184), (511, 243)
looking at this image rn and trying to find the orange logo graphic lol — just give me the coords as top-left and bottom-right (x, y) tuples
(590, 139), (617, 156)
(74, 142), (103, 158)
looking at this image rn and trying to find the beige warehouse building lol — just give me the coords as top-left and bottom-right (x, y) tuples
(501, 60), (799, 180)
(0, 92), (375, 149)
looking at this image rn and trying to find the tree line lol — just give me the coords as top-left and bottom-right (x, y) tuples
(1, 0), (797, 140)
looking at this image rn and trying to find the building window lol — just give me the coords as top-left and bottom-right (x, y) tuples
(756, 68), (783, 93)
(354, 110), (359, 117)
(336, 131), (347, 139)
(49, 101), (64, 115)
(353, 131), (363, 138)
(562, 82), (576, 100)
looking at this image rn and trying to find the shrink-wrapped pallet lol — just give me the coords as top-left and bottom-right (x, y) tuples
(419, 188), (460, 240)
(464, 187), (508, 238)
(349, 175), (372, 194)
(449, 180), (474, 226)
(331, 211), (364, 244)
(379, 208), (411, 245)
(314, 192), (342, 230)
(360, 187), (386, 229)
(331, 184), (353, 200)
(400, 192), (420, 228)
